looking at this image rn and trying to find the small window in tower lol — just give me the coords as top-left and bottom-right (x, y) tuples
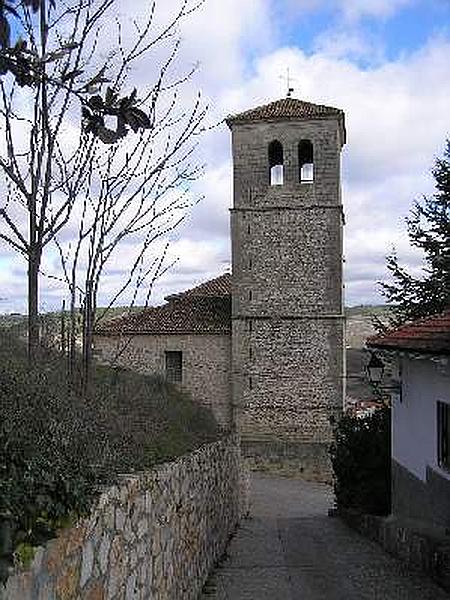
(268, 140), (284, 186)
(298, 140), (314, 183)
(165, 351), (182, 383)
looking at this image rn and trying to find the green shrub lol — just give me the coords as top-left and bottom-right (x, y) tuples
(13, 543), (37, 569)
(0, 331), (218, 580)
(0, 344), (101, 558)
(330, 406), (391, 516)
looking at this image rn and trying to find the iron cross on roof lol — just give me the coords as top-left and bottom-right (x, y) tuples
(280, 67), (297, 97)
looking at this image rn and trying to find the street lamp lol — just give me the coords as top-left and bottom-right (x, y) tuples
(366, 351), (402, 405)
(366, 352), (385, 388)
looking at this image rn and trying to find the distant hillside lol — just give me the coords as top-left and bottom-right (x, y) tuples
(345, 305), (392, 349)
(1, 304), (393, 350)
(1, 304), (390, 404)
(345, 305), (394, 403)
(345, 304), (389, 318)
(0, 307), (143, 329)
(0, 314), (27, 333)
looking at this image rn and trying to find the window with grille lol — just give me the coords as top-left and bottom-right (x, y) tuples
(165, 351), (182, 383)
(437, 401), (450, 471)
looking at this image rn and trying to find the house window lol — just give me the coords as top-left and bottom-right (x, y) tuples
(437, 401), (450, 471)
(298, 139), (314, 183)
(268, 140), (284, 185)
(165, 351), (182, 383)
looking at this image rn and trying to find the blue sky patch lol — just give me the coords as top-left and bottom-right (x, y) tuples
(272, 0), (450, 65)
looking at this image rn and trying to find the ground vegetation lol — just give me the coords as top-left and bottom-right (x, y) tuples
(0, 330), (218, 581)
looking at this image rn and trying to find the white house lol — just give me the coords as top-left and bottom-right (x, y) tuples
(368, 309), (450, 529)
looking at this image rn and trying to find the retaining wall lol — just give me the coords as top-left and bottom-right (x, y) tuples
(1, 435), (249, 600)
(337, 508), (450, 593)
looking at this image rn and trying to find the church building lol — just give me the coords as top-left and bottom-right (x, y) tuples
(94, 97), (347, 479)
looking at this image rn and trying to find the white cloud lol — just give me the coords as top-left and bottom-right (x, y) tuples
(282, 0), (415, 64)
(338, 0), (414, 21)
(313, 28), (381, 61)
(284, 0), (414, 21)
(215, 38), (450, 305)
(0, 0), (449, 312)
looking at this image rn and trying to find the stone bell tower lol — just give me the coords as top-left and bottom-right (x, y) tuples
(226, 97), (346, 480)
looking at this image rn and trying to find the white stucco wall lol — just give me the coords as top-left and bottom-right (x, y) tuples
(393, 354), (450, 481)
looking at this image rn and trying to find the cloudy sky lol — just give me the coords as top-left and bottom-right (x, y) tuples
(0, 0), (449, 312)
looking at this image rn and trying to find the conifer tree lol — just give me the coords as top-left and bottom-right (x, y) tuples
(379, 140), (450, 326)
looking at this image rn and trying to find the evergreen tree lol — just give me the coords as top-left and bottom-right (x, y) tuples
(379, 139), (450, 326)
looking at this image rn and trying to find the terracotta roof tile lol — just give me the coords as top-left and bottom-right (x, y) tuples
(226, 98), (344, 125)
(95, 296), (231, 336)
(165, 272), (231, 302)
(367, 309), (450, 355)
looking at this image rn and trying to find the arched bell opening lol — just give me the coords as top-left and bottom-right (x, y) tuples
(298, 140), (314, 183)
(268, 140), (284, 186)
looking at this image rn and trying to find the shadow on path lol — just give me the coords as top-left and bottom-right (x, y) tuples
(201, 474), (450, 600)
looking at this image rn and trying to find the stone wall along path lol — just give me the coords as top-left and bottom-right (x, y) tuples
(1, 435), (248, 600)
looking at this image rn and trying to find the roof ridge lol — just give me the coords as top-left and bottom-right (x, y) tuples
(164, 272), (231, 301)
(226, 97), (344, 125)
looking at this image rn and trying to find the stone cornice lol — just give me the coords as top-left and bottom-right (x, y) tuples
(230, 205), (343, 212)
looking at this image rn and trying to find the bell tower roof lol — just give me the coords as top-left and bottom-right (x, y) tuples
(226, 97), (346, 141)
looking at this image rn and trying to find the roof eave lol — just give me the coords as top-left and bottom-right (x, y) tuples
(367, 339), (450, 356)
(226, 112), (347, 146)
(226, 112), (343, 126)
(94, 329), (231, 337)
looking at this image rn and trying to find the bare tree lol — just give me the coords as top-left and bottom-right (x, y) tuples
(0, 0), (203, 360)
(57, 91), (206, 391)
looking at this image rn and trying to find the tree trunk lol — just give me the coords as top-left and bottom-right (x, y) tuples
(68, 285), (77, 386)
(28, 252), (40, 360)
(82, 281), (94, 395)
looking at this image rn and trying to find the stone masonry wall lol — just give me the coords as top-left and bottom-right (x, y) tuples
(93, 334), (232, 429)
(229, 116), (345, 480)
(231, 207), (343, 315)
(232, 318), (343, 443)
(230, 119), (344, 204)
(1, 435), (249, 600)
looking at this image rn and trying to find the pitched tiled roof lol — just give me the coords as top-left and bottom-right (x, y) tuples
(96, 297), (231, 336)
(165, 272), (231, 301)
(226, 98), (344, 125)
(367, 310), (450, 355)
(95, 273), (232, 336)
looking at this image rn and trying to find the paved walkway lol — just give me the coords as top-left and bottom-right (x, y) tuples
(201, 475), (450, 600)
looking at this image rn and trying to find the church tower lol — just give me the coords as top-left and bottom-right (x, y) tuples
(226, 98), (346, 479)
